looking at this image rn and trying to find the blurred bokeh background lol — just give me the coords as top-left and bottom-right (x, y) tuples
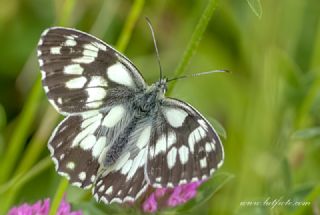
(0, 0), (319, 214)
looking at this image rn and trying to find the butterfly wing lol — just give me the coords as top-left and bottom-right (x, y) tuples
(92, 120), (153, 203)
(146, 98), (224, 188)
(37, 27), (146, 114)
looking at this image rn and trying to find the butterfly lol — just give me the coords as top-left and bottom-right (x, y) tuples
(37, 27), (224, 204)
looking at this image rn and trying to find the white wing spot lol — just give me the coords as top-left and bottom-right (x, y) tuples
(63, 64), (84, 75)
(167, 132), (177, 148)
(79, 172), (86, 181)
(205, 142), (214, 152)
(210, 168), (216, 175)
(57, 98), (62, 104)
(79, 134), (96, 150)
(73, 116), (102, 147)
(198, 119), (208, 131)
(121, 159), (133, 175)
(106, 186), (113, 195)
(136, 125), (152, 149)
(154, 134), (166, 156)
(88, 76), (108, 87)
(81, 113), (101, 128)
(107, 63), (134, 87)
(178, 145), (189, 164)
(66, 162), (75, 170)
(92, 137), (106, 158)
(59, 172), (70, 180)
(179, 179), (187, 185)
(98, 185), (105, 192)
(43, 86), (49, 93)
(167, 147), (177, 169)
(86, 88), (107, 102)
(91, 175), (96, 182)
(38, 38), (43, 46)
(86, 101), (103, 108)
(39, 59), (44, 66)
(40, 70), (46, 79)
(97, 180), (103, 186)
(163, 108), (188, 128)
(156, 177), (161, 182)
(72, 56), (95, 64)
(50, 46), (61, 54)
(102, 105), (125, 128)
(83, 49), (98, 58)
(65, 77), (87, 89)
(37, 50), (42, 56)
(93, 42), (107, 51)
(65, 39), (77, 46)
(200, 158), (207, 168)
(188, 126), (206, 153)
(101, 196), (108, 204)
(83, 43), (99, 51)
(167, 182), (174, 188)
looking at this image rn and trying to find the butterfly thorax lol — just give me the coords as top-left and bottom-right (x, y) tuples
(102, 79), (167, 166)
(132, 79), (167, 114)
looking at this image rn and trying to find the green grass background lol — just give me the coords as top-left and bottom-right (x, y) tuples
(0, 0), (319, 214)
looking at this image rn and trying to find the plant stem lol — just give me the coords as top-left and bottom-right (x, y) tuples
(0, 157), (52, 214)
(48, 179), (69, 215)
(167, 0), (219, 95)
(115, 0), (145, 52)
(0, 78), (43, 184)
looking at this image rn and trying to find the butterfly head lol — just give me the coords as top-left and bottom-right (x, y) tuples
(155, 78), (167, 95)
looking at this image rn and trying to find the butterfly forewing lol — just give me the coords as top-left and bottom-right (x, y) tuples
(37, 27), (146, 114)
(146, 98), (224, 188)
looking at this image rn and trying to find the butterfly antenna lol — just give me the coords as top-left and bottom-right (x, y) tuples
(145, 17), (163, 81)
(167, 69), (230, 82)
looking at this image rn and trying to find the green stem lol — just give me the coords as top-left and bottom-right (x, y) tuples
(13, 107), (59, 176)
(0, 157), (52, 214)
(291, 184), (320, 215)
(48, 179), (69, 215)
(167, 0), (219, 95)
(115, 0), (145, 52)
(295, 75), (320, 128)
(58, 0), (77, 26)
(0, 78), (43, 184)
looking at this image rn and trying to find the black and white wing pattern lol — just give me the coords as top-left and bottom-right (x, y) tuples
(146, 98), (224, 188)
(38, 27), (149, 200)
(38, 26), (225, 205)
(37, 27), (146, 114)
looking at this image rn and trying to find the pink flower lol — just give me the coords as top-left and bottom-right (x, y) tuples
(142, 193), (158, 213)
(142, 181), (204, 213)
(8, 197), (82, 215)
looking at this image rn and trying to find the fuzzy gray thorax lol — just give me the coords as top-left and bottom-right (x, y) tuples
(103, 78), (167, 167)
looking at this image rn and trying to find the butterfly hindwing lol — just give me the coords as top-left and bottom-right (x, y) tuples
(146, 98), (224, 188)
(93, 122), (152, 203)
(48, 103), (134, 189)
(37, 27), (146, 114)
(48, 113), (102, 189)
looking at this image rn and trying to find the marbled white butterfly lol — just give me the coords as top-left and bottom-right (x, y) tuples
(37, 26), (224, 204)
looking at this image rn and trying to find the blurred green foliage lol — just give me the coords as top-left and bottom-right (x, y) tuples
(0, 0), (319, 214)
